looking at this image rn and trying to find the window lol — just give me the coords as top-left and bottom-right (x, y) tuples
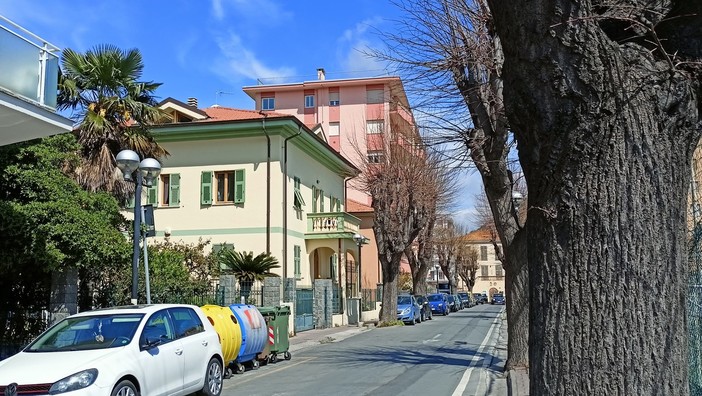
(330, 254), (338, 281)
(366, 120), (384, 134)
(293, 177), (305, 210)
(170, 307), (204, 339)
(201, 170), (245, 205)
(481, 265), (489, 277)
(150, 174), (180, 207)
(305, 95), (315, 108)
(319, 189), (324, 212)
(294, 245), (301, 279)
(495, 265), (503, 277)
(329, 122), (340, 136)
(480, 246), (488, 261)
(366, 89), (384, 104)
(140, 310), (175, 348)
(367, 150), (384, 163)
(329, 91), (340, 106)
(311, 187), (324, 213)
(262, 97), (275, 110)
(212, 243), (234, 254)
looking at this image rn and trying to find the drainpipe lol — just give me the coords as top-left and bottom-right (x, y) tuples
(283, 125), (303, 280)
(259, 112), (271, 254)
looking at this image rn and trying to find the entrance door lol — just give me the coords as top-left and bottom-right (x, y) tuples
(295, 288), (314, 332)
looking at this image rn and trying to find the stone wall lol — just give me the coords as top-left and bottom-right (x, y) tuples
(262, 276), (282, 306)
(219, 275), (238, 305)
(314, 279), (333, 329)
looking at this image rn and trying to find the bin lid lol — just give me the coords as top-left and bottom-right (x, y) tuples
(257, 306), (277, 315)
(276, 305), (291, 315)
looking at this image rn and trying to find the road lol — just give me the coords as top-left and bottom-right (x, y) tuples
(220, 304), (506, 396)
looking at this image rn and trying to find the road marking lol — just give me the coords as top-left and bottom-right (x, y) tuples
(422, 333), (442, 344)
(451, 308), (504, 396)
(222, 357), (315, 389)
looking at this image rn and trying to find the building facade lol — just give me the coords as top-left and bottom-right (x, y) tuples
(138, 98), (362, 330)
(462, 228), (505, 299)
(242, 70), (417, 290)
(0, 15), (72, 146)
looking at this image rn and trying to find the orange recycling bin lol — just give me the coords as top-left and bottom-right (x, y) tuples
(200, 305), (242, 365)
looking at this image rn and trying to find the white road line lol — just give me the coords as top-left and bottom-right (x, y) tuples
(422, 333), (442, 344)
(451, 309), (504, 396)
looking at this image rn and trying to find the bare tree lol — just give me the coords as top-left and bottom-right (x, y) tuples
(374, 0), (529, 368)
(456, 244), (479, 293)
(355, 125), (447, 323)
(485, 0), (702, 394)
(404, 215), (435, 295)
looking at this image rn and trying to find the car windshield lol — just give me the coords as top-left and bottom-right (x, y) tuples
(493, 294), (504, 298)
(398, 296), (412, 305)
(458, 293), (468, 298)
(427, 294), (443, 302)
(416, 296), (426, 304)
(25, 314), (144, 352)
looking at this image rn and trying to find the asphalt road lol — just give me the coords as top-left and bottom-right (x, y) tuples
(220, 304), (506, 396)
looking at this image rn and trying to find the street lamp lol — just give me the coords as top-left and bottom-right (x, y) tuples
(116, 149), (161, 305)
(434, 264), (440, 292)
(353, 233), (366, 298)
(512, 191), (524, 210)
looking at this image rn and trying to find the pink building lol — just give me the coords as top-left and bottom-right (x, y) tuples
(243, 69), (417, 289)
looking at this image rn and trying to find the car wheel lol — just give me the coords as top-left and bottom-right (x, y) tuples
(197, 357), (223, 396)
(111, 380), (138, 396)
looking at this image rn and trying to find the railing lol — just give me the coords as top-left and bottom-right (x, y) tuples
(0, 15), (61, 108)
(150, 284), (226, 306)
(361, 288), (379, 312)
(307, 212), (361, 234)
(478, 275), (505, 281)
(332, 284), (342, 314)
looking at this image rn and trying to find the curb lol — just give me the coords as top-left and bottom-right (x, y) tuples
(288, 327), (370, 353)
(507, 368), (529, 396)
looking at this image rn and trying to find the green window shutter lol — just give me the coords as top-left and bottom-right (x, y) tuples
(320, 190), (324, 212)
(294, 245), (301, 278)
(293, 177), (305, 209)
(201, 171), (213, 205)
(147, 184), (158, 206)
(312, 186), (317, 213)
(169, 173), (180, 207)
(234, 169), (245, 204)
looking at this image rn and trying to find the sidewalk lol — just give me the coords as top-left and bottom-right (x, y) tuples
(288, 323), (371, 353)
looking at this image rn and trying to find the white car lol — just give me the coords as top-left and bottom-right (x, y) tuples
(0, 304), (223, 396)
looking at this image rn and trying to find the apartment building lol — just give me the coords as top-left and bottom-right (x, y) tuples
(141, 97), (361, 331)
(242, 69), (417, 290)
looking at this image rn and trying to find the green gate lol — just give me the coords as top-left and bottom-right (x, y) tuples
(295, 288), (314, 332)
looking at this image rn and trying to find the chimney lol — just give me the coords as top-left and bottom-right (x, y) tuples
(317, 68), (326, 81)
(187, 97), (198, 108)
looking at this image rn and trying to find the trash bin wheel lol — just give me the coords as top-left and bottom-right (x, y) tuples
(252, 360), (260, 370)
(270, 353), (278, 363)
(234, 363), (245, 374)
(284, 351), (292, 360)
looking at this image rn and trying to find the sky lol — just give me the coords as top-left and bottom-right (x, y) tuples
(0, 0), (483, 227)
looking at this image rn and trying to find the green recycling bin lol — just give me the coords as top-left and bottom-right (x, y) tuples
(256, 305), (291, 363)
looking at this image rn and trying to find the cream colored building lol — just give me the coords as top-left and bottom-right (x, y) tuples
(462, 228), (505, 299)
(138, 98), (361, 329)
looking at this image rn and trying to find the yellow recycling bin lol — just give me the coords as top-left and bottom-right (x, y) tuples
(200, 305), (242, 366)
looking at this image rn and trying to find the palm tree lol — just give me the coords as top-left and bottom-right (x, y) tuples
(219, 250), (280, 300)
(58, 44), (168, 197)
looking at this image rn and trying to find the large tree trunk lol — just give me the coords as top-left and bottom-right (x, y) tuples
(488, 1), (701, 394)
(379, 253), (402, 323)
(503, 231), (528, 370)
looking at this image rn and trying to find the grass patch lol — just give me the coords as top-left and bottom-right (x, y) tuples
(377, 320), (405, 328)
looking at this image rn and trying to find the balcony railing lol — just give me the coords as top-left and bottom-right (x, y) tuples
(307, 212), (361, 234)
(0, 15), (61, 109)
(478, 275), (505, 281)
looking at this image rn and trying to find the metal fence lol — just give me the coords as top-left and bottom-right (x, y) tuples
(149, 284), (226, 306)
(361, 288), (378, 311)
(690, 220), (702, 395)
(332, 284), (341, 314)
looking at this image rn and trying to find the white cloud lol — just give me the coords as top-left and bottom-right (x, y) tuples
(336, 17), (390, 76)
(213, 31), (294, 82)
(210, 0), (291, 24)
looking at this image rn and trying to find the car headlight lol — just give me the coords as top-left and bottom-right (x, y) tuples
(49, 369), (98, 394)
(402, 308), (410, 314)
(438, 303), (443, 306)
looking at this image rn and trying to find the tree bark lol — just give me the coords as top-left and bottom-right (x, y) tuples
(503, 231), (528, 370)
(487, 1), (701, 393)
(379, 252), (402, 323)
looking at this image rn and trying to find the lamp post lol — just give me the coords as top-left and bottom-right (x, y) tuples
(116, 149), (161, 305)
(353, 233), (366, 299)
(434, 264), (441, 293)
(512, 191), (524, 212)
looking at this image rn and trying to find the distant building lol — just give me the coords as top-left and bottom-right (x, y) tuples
(462, 227), (505, 299)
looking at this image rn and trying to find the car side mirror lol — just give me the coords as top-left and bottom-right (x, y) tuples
(142, 336), (163, 350)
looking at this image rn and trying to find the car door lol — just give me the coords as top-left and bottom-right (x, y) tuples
(136, 309), (184, 396)
(169, 307), (210, 391)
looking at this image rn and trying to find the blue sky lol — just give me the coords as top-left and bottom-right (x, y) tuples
(0, 0), (483, 226)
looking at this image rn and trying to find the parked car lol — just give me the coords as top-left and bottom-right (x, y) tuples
(415, 295), (433, 321)
(458, 292), (473, 308)
(427, 293), (450, 316)
(397, 295), (422, 325)
(446, 294), (459, 312)
(0, 304), (224, 396)
(491, 294), (506, 305)
(474, 293), (488, 304)
(452, 294), (463, 311)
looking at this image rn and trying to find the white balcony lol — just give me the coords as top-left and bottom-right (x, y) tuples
(0, 15), (73, 146)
